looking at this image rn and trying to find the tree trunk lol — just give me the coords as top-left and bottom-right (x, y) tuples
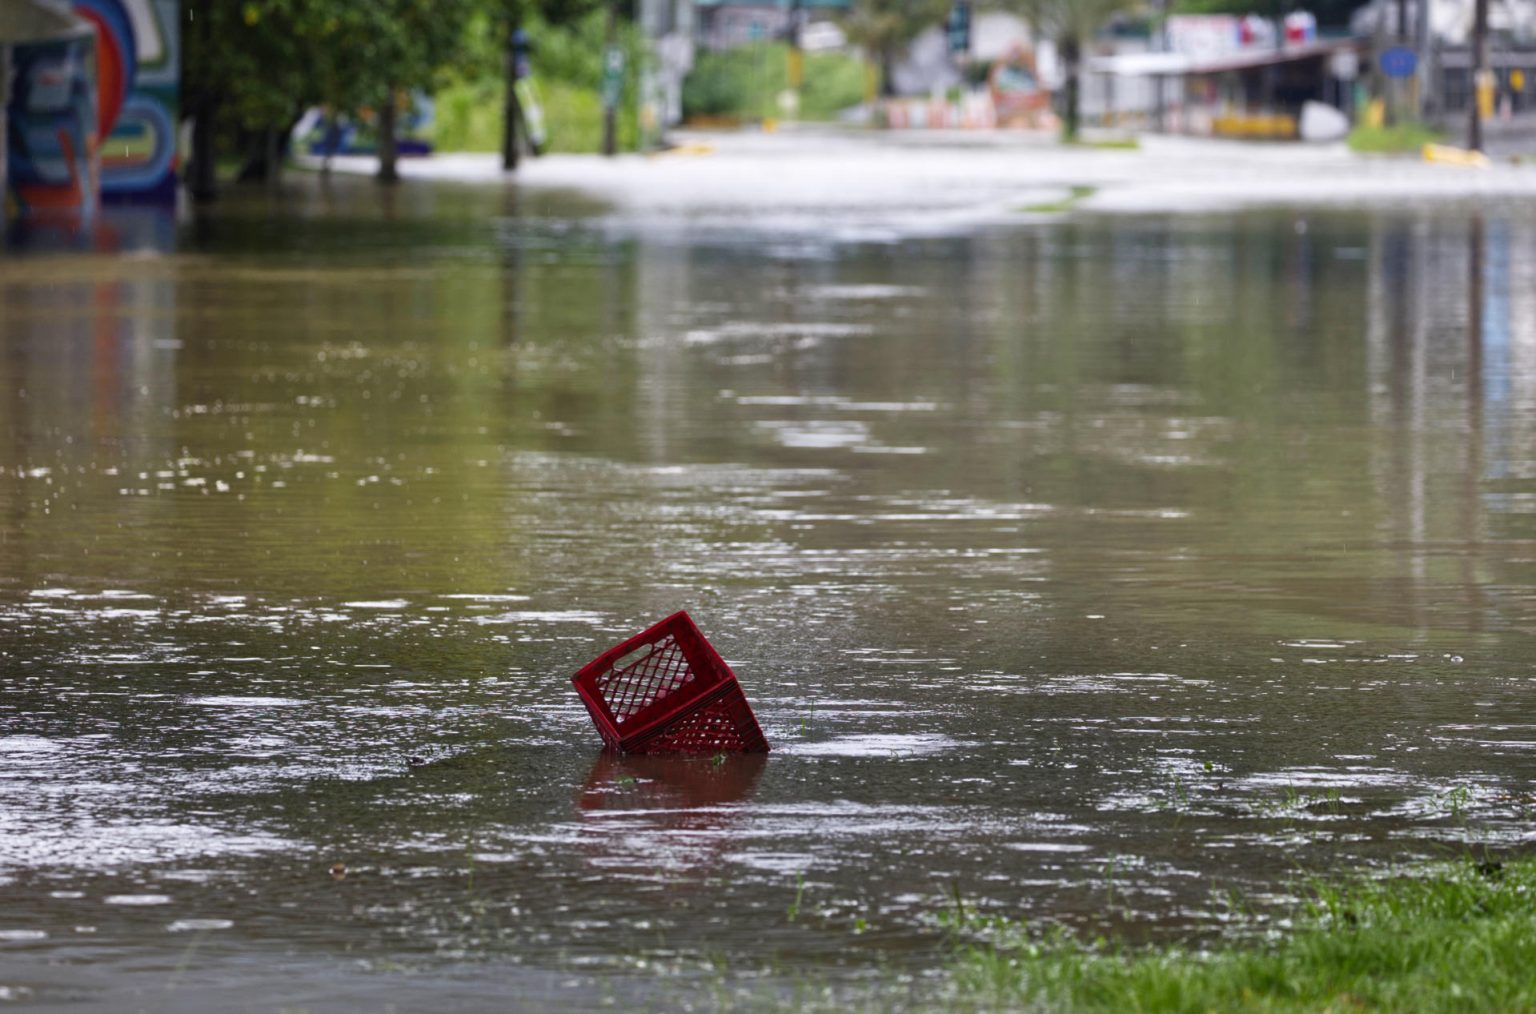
(1060, 37), (1081, 142)
(264, 126), (281, 187)
(190, 105), (218, 202)
(378, 89), (400, 183)
(1468, 0), (1488, 152)
(234, 111), (301, 184)
(880, 47), (897, 98)
(234, 129), (267, 182)
(187, 0), (218, 202)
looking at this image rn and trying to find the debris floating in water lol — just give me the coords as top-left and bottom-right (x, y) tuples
(571, 611), (769, 755)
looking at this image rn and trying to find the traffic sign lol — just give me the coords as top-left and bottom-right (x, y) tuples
(601, 46), (625, 110)
(1379, 46), (1417, 79)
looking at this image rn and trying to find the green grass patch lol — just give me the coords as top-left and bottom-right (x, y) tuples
(1018, 185), (1098, 214)
(1068, 136), (1142, 150)
(948, 857), (1536, 1011)
(432, 78), (505, 153)
(433, 77), (641, 155)
(431, 5), (645, 155)
(1348, 121), (1444, 154)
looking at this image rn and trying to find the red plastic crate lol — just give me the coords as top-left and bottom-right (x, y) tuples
(571, 611), (769, 754)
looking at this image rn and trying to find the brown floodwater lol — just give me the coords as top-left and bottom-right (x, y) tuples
(1, 179), (1534, 1011)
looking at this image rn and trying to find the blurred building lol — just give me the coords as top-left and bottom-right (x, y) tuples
(1352, 0), (1536, 45)
(694, 0), (851, 53)
(1353, 0), (1536, 124)
(1086, 14), (1363, 139)
(642, 0), (697, 132)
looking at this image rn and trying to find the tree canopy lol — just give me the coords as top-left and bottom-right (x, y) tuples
(1007, 0), (1143, 139)
(182, 0), (606, 190)
(843, 0), (952, 94)
(186, 0), (474, 134)
(1012, 0), (1142, 54)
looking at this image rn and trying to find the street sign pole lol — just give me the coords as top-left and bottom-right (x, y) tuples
(1469, 0), (1488, 151)
(602, 1), (620, 157)
(785, 0), (804, 123)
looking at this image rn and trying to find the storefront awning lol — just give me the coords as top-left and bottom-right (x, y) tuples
(1089, 38), (1361, 78)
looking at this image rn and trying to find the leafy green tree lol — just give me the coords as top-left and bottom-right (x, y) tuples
(183, 0), (478, 192)
(1011, 0), (1142, 140)
(300, 0), (474, 182)
(844, 0), (952, 97)
(182, 0), (313, 195)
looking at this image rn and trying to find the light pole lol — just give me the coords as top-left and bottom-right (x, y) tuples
(602, 0), (621, 156)
(1469, 0), (1488, 151)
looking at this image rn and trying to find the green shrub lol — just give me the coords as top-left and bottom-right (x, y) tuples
(682, 43), (866, 121)
(433, 79), (503, 152)
(540, 78), (640, 154)
(801, 50), (868, 120)
(431, 6), (643, 154)
(1348, 120), (1444, 154)
(681, 45), (764, 119)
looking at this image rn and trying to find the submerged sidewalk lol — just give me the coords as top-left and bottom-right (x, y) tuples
(302, 127), (1536, 233)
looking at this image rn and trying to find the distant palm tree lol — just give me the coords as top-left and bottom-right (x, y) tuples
(844, 0), (952, 98)
(1012, 0), (1142, 140)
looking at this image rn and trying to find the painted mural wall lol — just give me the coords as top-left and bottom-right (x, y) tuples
(73, 0), (180, 202)
(6, 0), (178, 216)
(6, 13), (101, 218)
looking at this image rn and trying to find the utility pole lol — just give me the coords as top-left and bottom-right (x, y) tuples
(786, 0), (804, 122)
(1469, 0), (1488, 151)
(1263, 0), (1284, 110)
(601, 1), (620, 157)
(1393, 0), (1408, 122)
(1152, 0), (1167, 133)
(1414, 0), (1430, 121)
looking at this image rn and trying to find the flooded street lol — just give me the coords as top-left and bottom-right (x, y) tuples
(3, 170), (1536, 1010)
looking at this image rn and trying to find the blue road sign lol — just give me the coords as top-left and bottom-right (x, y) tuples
(1380, 46), (1417, 79)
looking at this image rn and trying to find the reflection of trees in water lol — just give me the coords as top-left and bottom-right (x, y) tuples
(1366, 212), (1536, 635)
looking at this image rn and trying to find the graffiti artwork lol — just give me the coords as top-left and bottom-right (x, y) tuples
(7, 21), (100, 218)
(989, 46), (1052, 129)
(72, 0), (179, 202)
(5, 0), (177, 218)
